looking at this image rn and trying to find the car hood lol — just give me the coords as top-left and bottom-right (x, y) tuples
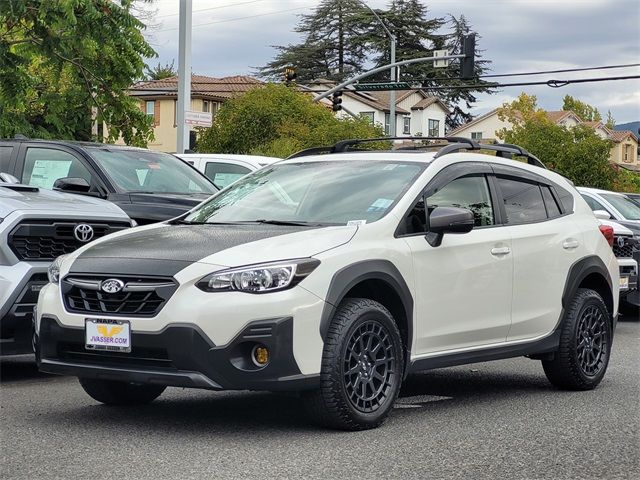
(0, 184), (127, 218)
(600, 219), (634, 236)
(69, 223), (357, 276)
(128, 192), (213, 207)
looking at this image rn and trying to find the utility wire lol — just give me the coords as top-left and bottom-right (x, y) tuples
(155, 0), (269, 19)
(416, 74), (640, 90)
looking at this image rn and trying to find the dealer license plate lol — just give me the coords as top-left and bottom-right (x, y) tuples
(85, 319), (131, 352)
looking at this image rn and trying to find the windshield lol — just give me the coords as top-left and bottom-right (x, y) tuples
(89, 148), (216, 194)
(601, 193), (640, 220)
(183, 160), (425, 225)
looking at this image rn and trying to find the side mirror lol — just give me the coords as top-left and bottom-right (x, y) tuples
(0, 172), (19, 184)
(426, 206), (474, 247)
(593, 209), (611, 220)
(53, 177), (91, 193)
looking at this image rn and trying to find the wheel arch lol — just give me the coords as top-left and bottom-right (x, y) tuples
(319, 260), (414, 373)
(562, 255), (614, 326)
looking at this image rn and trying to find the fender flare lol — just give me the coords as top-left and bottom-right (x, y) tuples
(560, 255), (613, 323)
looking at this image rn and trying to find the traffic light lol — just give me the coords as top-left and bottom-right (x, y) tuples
(460, 34), (476, 80)
(284, 67), (297, 86)
(332, 91), (343, 112)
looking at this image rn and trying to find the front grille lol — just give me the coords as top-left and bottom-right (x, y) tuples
(8, 220), (130, 261)
(58, 342), (174, 370)
(62, 275), (177, 317)
(613, 236), (638, 258)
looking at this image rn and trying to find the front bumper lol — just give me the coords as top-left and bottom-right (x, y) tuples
(37, 315), (319, 391)
(617, 257), (638, 293)
(0, 262), (48, 355)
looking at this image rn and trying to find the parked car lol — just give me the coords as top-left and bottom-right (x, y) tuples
(625, 192), (640, 207)
(177, 153), (279, 189)
(599, 218), (638, 309)
(1, 181), (133, 355)
(0, 138), (218, 224)
(35, 138), (618, 430)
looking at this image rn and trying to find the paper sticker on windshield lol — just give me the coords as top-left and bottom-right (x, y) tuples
(347, 220), (367, 226)
(367, 198), (393, 212)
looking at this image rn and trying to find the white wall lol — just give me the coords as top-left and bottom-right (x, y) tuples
(452, 112), (511, 140)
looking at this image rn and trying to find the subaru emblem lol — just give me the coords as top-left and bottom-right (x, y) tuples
(100, 279), (125, 294)
(74, 223), (94, 242)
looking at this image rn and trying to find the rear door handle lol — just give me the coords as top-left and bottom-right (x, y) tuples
(563, 239), (579, 250)
(491, 246), (511, 256)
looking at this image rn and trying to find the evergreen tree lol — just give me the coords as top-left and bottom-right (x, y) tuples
(257, 0), (370, 82)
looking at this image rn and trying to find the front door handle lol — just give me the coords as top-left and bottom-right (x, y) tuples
(563, 239), (579, 250)
(491, 246), (511, 256)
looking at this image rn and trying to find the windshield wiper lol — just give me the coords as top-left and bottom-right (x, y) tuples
(251, 219), (327, 227)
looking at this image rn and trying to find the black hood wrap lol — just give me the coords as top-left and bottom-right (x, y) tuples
(69, 224), (313, 277)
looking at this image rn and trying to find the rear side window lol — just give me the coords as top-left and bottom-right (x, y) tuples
(0, 146), (13, 172)
(204, 162), (251, 189)
(496, 176), (546, 224)
(541, 186), (561, 218)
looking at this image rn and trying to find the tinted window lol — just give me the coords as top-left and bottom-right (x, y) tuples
(497, 177), (546, 224)
(555, 185), (574, 213)
(204, 162), (251, 189)
(427, 175), (494, 228)
(541, 186), (561, 218)
(22, 148), (92, 189)
(581, 194), (608, 213)
(0, 146), (13, 172)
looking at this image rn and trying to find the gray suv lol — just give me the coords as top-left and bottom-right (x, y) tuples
(0, 179), (133, 354)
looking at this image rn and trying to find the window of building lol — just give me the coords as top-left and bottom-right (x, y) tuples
(145, 101), (154, 117)
(471, 132), (483, 140)
(403, 116), (411, 134)
(360, 112), (375, 124)
(428, 119), (439, 137)
(384, 113), (390, 135)
(496, 176), (547, 224)
(203, 101), (210, 113)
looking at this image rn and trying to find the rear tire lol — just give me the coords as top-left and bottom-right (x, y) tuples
(305, 298), (404, 431)
(79, 378), (166, 405)
(542, 288), (612, 391)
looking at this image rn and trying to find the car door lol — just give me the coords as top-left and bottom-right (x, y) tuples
(399, 162), (513, 355)
(491, 165), (580, 342)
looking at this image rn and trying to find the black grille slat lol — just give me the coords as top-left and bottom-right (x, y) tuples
(58, 342), (174, 369)
(9, 220), (130, 261)
(62, 275), (175, 317)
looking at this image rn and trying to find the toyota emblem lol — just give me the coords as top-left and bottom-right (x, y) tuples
(100, 279), (125, 294)
(74, 224), (94, 242)
(616, 236), (625, 248)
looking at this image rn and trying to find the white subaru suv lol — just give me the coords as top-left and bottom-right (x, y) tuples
(35, 138), (619, 430)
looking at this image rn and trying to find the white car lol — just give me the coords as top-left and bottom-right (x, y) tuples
(599, 218), (638, 299)
(177, 154), (279, 189)
(36, 139), (618, 430)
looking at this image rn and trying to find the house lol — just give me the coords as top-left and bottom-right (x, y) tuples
(303, 81), (449, 137)
(124, 75), (263, 152)
(449, 109), (639, 168)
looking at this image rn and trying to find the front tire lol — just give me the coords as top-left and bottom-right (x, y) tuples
(542, 288), (612, 391)
(305, 298), (404, 430)
(79, 378), (166, 405)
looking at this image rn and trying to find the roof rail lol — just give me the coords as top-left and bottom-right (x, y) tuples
(287, 136), (546, 169)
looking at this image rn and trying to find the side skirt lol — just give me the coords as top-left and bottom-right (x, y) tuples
(408, 330), (560, 373)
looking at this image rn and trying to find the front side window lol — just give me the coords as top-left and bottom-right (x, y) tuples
(581, 194), (608, 214)
(428, 175), (494, 227)
(185, 161), (425, 225)
(600, 193), (640, 220)
(428, 119), (439, 137)
(88, 148), (215, 194)
(497, 176), (546, 224)
(22, 148), (92, 189)
(204, 162), (251, 189)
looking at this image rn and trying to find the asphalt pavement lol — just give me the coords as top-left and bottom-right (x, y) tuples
(1, 319), (638, 480)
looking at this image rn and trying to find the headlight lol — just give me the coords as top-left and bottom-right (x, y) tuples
(196, 258), (320, 294)
(47, 254), (69, 284)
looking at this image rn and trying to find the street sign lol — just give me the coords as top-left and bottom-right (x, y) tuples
(433, 50), (450, 68)
(353, 82), (412, 91)
(184, 111), (212, 127)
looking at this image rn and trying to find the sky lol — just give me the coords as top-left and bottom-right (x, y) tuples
(141, 0), (640, 124)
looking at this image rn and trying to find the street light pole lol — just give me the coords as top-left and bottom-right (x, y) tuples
(357, 1), (396, 136)
(176, 0), (192, 154)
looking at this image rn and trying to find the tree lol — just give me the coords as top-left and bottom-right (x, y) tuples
(0, 0), (156, 145)
(561, 95), (602, 122)
(145, 60), (176, 80)
(257, 0), (370, 82)
(605, 110), (616, 129)
(498, 93), (616, 189)
(196, 84), (385, 157)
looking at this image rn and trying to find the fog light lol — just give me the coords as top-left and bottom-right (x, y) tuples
(252, 345), (269, 366)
